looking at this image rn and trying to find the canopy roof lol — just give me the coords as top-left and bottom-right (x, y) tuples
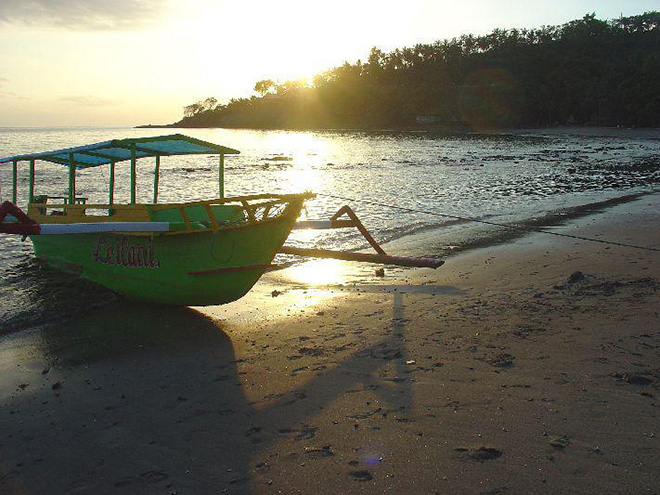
(0, 134), (240, 169)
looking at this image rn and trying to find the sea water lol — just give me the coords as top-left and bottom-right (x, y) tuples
(0, 126), (658, 331)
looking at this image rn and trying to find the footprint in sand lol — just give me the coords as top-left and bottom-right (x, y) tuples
(304, 445), (334, 459)
(348, 470), (373, 481)
(277, 426), (318, 440)
(113, 470), (168, 488)
(455, 446), (503, 462)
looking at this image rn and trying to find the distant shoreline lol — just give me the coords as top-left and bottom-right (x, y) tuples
(135, 123), (660, 139)
(509, 126), (660, 139)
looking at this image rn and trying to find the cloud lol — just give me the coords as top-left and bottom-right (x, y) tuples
(0, 0), (166, 30)
(0, 79), (26, 99)
(60, 95), (120, 106)
(0, 90), (28, 100)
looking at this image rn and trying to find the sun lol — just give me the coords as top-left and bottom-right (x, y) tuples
(168, 1), (350, 98)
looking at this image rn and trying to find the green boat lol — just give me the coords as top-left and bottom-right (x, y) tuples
(0, 134), (317, 305)
(0, 134), (442, 306)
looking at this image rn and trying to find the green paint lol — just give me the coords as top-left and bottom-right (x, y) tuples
(28, 159), (35, 203)
(109, 162), (115, 206)
(130, 145), (136, 204)
(29, 198), (305, 306)
(153, 156), (160, 203)
(68, 153), (75, 205)
(12, 161), (17, 204)
(218, 154), (224, 199)
(114, 134), (240, 155)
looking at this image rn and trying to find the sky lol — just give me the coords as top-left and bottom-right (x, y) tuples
(0, 0), (657, 127)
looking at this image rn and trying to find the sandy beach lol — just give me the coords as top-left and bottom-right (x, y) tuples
(0, 192), (659, 494)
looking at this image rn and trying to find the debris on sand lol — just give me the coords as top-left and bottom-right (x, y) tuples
(567, 271), (586, 284)
(487, 353), (515, 368)
(612, 372), (654, 385)
(549, 435), (570, 448)
(627, 375), (653, 385)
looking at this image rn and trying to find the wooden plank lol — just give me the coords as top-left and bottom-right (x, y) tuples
(148, 192), (315, 211)
(279, 246), (444, 268)
(331, 205), (386, 255)
(179, 207), (191, 231)
(294, 219), (356, 229)
(203, 203), (219, 229)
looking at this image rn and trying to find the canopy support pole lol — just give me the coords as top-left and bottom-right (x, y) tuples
(218, 154), (224, 200)
(130, 144), (136, 204)
(68, 153), (76, 205)
(12, 161), (17, 204)
(28, 159), (35, 204)
(109, 161), (115, 206)
(153, 156), (160, 203)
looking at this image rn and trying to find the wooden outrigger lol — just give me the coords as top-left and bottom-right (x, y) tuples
(0, 134), (442, 306)
(290, 205), (443, 268)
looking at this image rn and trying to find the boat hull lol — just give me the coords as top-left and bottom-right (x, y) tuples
(30, 204), (302, 306)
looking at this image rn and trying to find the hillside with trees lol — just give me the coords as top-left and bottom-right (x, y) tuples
(170, 12), (660, 130)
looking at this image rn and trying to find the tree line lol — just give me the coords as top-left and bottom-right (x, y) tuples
(176, 12), (660, 130)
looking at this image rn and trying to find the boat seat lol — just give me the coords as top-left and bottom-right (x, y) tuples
(33, 195), (48, 215)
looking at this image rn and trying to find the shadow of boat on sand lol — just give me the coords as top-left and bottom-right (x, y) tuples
(0, 282), (463, 493)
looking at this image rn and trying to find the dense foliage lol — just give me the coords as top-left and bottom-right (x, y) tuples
(177, 12), (660, 130)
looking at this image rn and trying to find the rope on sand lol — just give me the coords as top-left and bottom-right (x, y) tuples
(318, 193), (660, 253)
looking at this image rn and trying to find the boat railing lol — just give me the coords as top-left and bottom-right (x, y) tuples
(26, 193), (314, 232)
(28, 200), (150, 223)
(149, 193), (313, 232)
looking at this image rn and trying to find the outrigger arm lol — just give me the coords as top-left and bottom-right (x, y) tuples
(285, 205), (443, 269)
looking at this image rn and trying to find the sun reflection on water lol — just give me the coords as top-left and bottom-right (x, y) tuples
(283, 259), (348, 286)
(291, 226), (322, 244)
(277, 133), (327, 192)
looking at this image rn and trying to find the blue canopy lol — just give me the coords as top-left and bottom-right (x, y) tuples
(0, 134), (240, 169)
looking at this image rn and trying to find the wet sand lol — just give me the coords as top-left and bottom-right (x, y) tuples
(0, 193), (659, 494)
(510, 126), (660, 139)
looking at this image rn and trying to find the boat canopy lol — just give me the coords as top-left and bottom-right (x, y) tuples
(0, 134), (240, 169)
(1, 134), (240, 205)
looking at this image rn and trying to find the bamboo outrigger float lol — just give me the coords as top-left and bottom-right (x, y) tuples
(0, 134), (442, 306)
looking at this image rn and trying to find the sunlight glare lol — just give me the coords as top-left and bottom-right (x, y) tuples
(284, 259), (348, 286)
(273, 133), (326, 192)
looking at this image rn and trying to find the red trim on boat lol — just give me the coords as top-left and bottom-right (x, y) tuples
(0, 201), (41, 235)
